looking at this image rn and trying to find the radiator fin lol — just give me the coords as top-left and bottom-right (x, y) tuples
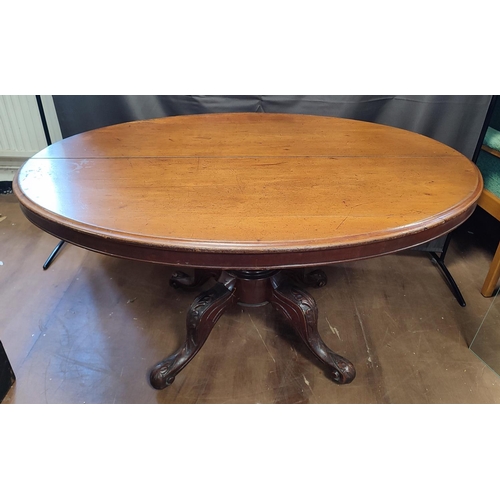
(0, 95), (47, 157)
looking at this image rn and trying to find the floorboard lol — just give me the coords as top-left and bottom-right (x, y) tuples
(1, 194), (499, 403)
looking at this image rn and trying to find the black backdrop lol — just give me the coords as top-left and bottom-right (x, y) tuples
(52, 95), (492, 160)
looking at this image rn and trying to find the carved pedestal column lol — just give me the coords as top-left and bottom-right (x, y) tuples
(150, 269), (355, 389)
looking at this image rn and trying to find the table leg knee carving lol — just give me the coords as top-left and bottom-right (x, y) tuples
(270, 274), (355, 384)
(150, 280), (236, 389)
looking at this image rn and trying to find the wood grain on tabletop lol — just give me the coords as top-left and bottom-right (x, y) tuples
(14, 113), (483, 260)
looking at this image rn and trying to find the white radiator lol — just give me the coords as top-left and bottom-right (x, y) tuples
(0, 95), (62, 181)
(0, 95), (47, 158)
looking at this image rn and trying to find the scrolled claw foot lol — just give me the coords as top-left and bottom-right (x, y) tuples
(169, 269), (221, 290)
(150, 275), (237, 390)
(169, 271), (190, 289)
(288, 268), (328, 288)
(329, 357), (356, 384)
(270, 272), (356, 385)
(303, 269), (328, 288)
(149, 358), (177, 389)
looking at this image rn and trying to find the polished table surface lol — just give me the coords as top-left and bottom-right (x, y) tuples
(14, 113), (483, 389)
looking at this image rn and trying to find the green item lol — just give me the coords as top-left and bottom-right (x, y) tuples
(477, 149), (500, 198)
(484, 127), (500, 152)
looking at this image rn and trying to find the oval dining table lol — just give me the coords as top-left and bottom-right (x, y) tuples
(13, 113), (483, 390)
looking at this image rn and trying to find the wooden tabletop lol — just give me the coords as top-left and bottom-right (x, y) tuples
(14, 113), (483, 269)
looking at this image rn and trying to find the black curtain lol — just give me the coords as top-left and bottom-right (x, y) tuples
(53, 95), (492, 160)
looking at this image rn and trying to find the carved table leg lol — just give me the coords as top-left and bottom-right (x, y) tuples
(169, 269), (221, 290)
(288, 268), (328, 288)
(269, 273), (356, 384)
(150, 272), (237, 389)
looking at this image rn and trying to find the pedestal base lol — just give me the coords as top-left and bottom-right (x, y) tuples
(150, 269), (355, 390)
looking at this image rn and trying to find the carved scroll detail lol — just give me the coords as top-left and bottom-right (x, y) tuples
(150, 277), (236, 389)
(270, 273), (355, 384)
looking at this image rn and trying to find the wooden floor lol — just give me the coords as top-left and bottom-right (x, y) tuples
(1, 193), (499, 404)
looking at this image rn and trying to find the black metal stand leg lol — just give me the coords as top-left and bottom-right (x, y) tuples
(429, 233), (466, 307)
(43, 240), (66, 270)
